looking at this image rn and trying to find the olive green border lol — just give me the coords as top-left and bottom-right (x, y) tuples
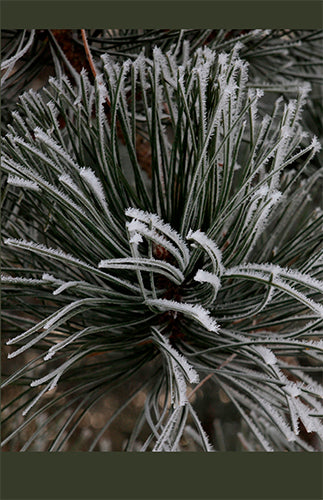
(1, 1), (323, 499)
(0, 1), (322, 28)
(1, 452), (322, 499)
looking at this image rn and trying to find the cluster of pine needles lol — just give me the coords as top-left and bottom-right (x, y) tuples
(1, 29), (323, 451)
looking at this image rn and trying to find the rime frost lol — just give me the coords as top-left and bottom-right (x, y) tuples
(253, 346), (277, 366)
(147, 298), (219, 333)
(187, 229), (224, 275)
(3, 40), (323, 452)
(7, 175), (40, 191)
(126, 208), (190, 268)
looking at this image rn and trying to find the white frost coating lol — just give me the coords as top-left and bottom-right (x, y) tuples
(125, 208), (190, 267)
(126, 219), (186, 271)
(274, 277), (323, 317)
(287, 397), (301, 436)
(80, 68), (91, 98)
(266, 338), (323, 352)
(1, 31), (35, 86)
(258, 398), (295, 442)
(310, 136), (321, 153)
(5, 238), (91, 269)
(52, 281), (83, 296)
(147, 298), (219, 333)
(8, 330), (52, 358)
(96, 72), (110, 100)
(299, 81), (311, 96)
(280, 124), (292, 140)
(45, 180), (85, 216)
(1, 275), (45, 285)
(42, 273), (63, 283)
(293, 371), (323, 398)
(229, 263), (323, 294)
(101, 53), (118, 89)
(244, 190), (282, 260)
(44, 328), (90, 360)
(43, 298), (108, 330)
(253, 346), (277, 366)
(302, 394), (323, 423)
(30, 368), (61, 388)
(270, 190), (282, 204)
(255, 185), (269, 198)
(30, 350), (86, 388)
(5, 164), (86, 216)
(152, 406), (182, 452)
(7, 175), (40, 191)
(243, 186), (270, 228)
(194, 269), (221, 289)
(232, 41), (244, 54)
(247, 89), (262, 117)
(126, 219), (146, 233)
(47, 373), (61, 391)
(2, 155), (29, 176)
(172, 363), (189, 406)
(223, 385), (274, 451)
(22, 383), (52, 417)
(33, 128), (80, 172)
(5, 238), (140, 294)
(98, 257), (184, 285)
(59, 173), (85, 200)
(283, 383), (301, 398)
(188, 403), (214, 452)
(292, 398), (322, 435)
(80, 167), (109, 211)
(279, 269), (323, 294)
(187, 229), (224, 275)
(6, 304), (59, 345)
(129, 233), (143, 245)
(47, 100), (59, 119)
(218, 53), (229, 67)
(194, 270), (221, 303)
(1, 30), (35, 69)
(135, 52), (150, 91)
(61, 172), (114, 225)
(153, 329), (199, 385)
(11, 111), (29, 135)
(224, 266), (323, 317)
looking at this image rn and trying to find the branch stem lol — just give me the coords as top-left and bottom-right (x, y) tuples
(81, 29), (97, 78)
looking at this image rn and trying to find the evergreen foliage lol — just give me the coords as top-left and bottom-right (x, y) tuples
(1, 30), (322, 451)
